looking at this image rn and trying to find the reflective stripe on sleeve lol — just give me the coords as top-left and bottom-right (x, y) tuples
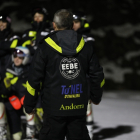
(10, 77), (18, 85)
(22, 40), (31, 47)
(100, 79), (105, 88)
(3, 77), (11, 88)
(26, 81), (35, 96)
(76, 37), (85, 53)
(10, 39), (18, 48)
(22, 83), (27, 88)
(6, 72), (14, 79)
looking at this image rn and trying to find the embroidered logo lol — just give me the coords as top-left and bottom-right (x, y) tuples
(59, 57), (81, 80)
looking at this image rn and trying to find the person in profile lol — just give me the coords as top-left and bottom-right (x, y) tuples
(73, 10), (96, 139)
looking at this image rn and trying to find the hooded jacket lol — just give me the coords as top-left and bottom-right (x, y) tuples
(24, 30), (104, 116)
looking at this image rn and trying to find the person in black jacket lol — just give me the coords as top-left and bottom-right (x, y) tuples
(24, 9), (105, 140)
(21, 6), (50, 56)
(0, 15), (20, 140)
(0, 46), (39, 140)
(0, 14), (20, 80)
(21, 7), (49, 123)
(73, 11), (95, 139)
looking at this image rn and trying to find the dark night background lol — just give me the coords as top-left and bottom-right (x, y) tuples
(1, 0), (140, 91)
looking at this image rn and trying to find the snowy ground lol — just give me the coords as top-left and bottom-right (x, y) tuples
(92, 91), (140, 140)
(14, 90), (140, 140)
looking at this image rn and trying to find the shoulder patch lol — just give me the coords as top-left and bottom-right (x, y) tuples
(22, 34), (26, 38)
(41, 31), (49, 36)
(84, 37), (95, 42)
(9, 35), (20, 41)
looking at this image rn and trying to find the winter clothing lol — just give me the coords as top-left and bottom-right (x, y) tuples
(21, 21), (50, 55)
(24, 30), (104, 116)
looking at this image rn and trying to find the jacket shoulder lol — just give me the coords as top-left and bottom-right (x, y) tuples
(39, 31), (58, 49)
(22, 28), (35, 38)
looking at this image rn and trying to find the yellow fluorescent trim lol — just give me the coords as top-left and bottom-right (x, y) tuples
(76, 37), (85, 53)
(3, 77), (11, 88)
(84, 23), (89, 28)
(10, 77), (18, 85)
(26, 81), (35, 96)
(22, 40), (31, 47)
(1, 94), (7, 98)
(45, 37), (62, 53)
(40, 82), (42, 89)
(29, 31), (36, 41)
(6, 72), (14, 78)
(22, 83), (27, 88)
(10, 39), (18, 48)
(100, 79), (105, 88)
(29, 31), (36, 37)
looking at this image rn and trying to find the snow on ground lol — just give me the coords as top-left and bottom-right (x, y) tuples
(92, 90), (140, 140)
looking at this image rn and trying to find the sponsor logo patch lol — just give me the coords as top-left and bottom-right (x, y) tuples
(59, 57), (81, 80)
(61, 84), (83, 98)
(41, 31), (49, 36)
(59, 103), (84, 110)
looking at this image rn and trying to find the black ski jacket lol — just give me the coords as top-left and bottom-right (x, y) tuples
(0, 63), (29, 102)
(5, 64), (29, 99)
(21, 22), (50, 55)
(24, 30), (105, 116)
(0, 31), (20, 79)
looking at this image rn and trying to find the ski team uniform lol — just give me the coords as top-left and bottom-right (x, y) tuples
(4, 63), (29, 135)
(21, 25), (50, 55)
(0, 33), (20, 79)
(24, 30), (104, 140)
(0, 22), (21, 139)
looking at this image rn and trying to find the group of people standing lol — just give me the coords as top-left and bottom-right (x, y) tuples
(0, 7), (104, 140)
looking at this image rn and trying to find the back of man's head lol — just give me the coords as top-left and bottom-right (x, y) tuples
(53, 9), (73, 30)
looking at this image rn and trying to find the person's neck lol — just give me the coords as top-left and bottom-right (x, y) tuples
(54, 26), (69, 31)
(55, 28), (65, 31)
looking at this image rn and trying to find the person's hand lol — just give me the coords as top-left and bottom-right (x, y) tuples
(89, 100), (99, 105)
(28, 108), (36, 115)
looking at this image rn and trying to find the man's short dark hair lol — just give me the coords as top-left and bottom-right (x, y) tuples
(53, 9), (73, 30)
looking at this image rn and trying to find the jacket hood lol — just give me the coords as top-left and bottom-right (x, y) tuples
(45, 30), (85, 56)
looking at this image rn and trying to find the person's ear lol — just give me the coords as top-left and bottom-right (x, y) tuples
(52, 22), (56, 30)
(72, 22), (74, 29)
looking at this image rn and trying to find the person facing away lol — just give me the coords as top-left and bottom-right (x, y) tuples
(24, 9), (105, 140)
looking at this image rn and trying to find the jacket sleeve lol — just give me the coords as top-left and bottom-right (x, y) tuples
(0, 50), (7, 58)
(21, 30), (32, 47)
(24, 44), (47, 113)
(88, 51), (105, 104)
(0, 36), (19, 58)
(21, 30), (38, 55)
(0, 77), (11, 100)
(0, 35), (20, 50)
